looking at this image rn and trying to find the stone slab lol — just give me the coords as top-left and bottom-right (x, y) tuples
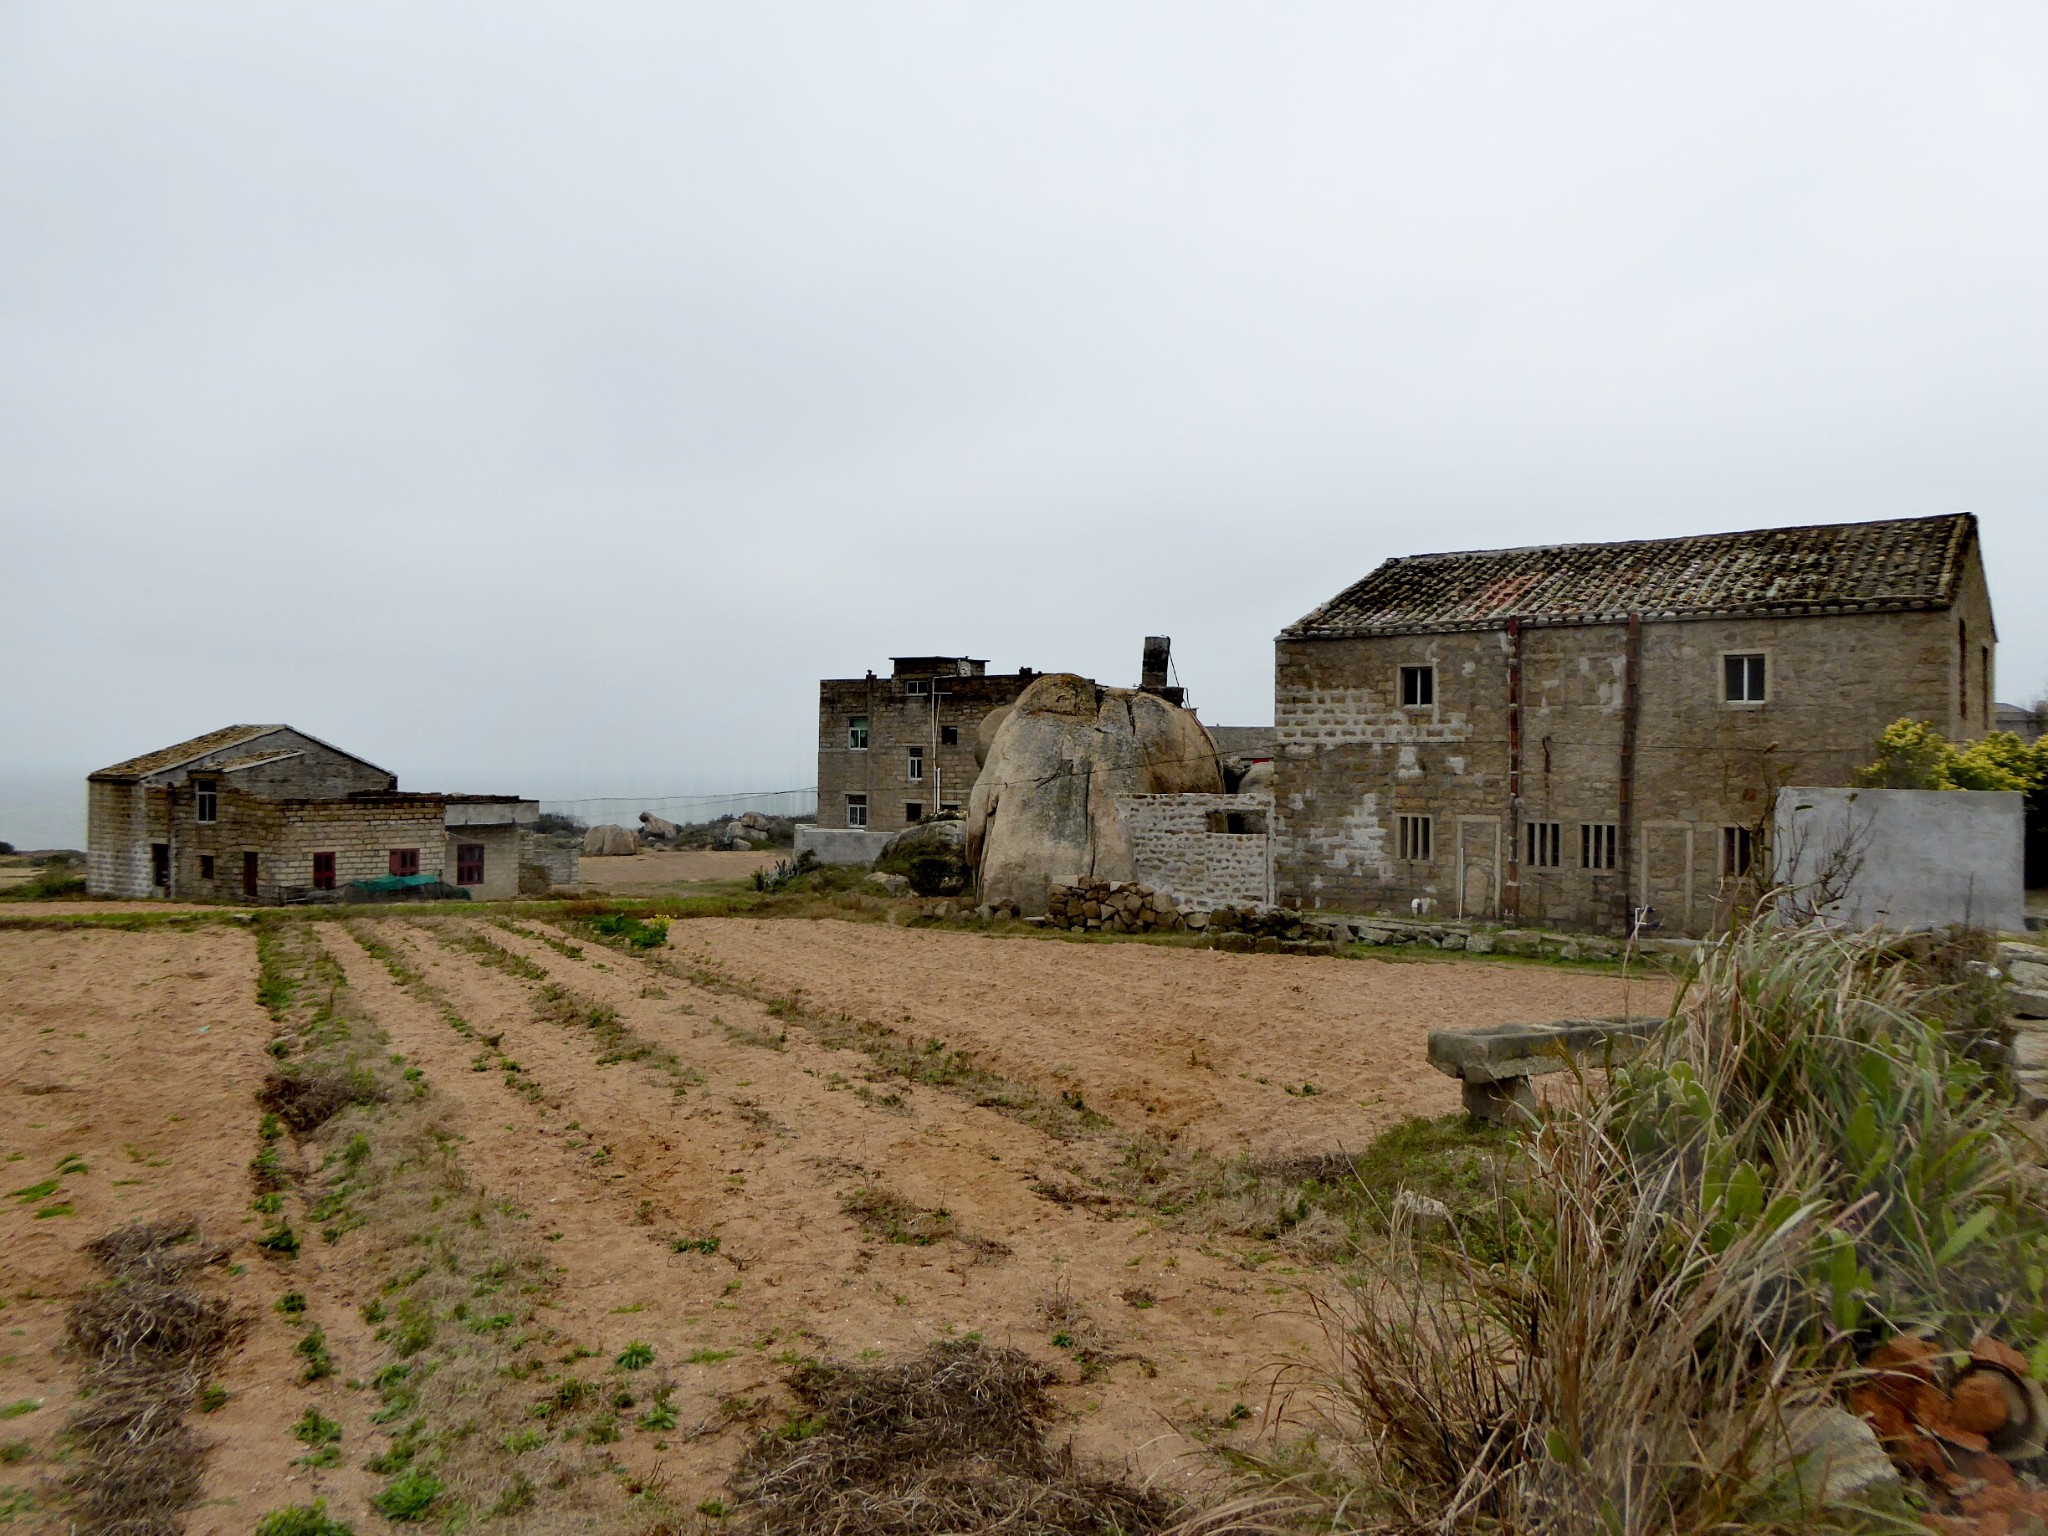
(2012, 988), (2048, 1022)
(1426, 1016), (1664, 1084)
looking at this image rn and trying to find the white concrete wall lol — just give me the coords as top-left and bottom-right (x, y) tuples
(1775, 786), (2025, 933)
(794, 825), (893, 866)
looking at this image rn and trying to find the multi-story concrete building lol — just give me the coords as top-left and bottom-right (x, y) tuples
(815, 658), (1043, 834)
(1271, 513), (1996, 935)
(87, 724), (559, 903)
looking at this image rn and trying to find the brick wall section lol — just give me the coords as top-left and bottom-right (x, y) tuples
(817, 673), (1036, 832)
(1274, 549), (1994, 935)
(167, 790), (445, 902)
(1121, 792), (1275, 910)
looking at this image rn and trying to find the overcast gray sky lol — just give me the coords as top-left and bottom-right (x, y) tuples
(4, 3), (2045, 847)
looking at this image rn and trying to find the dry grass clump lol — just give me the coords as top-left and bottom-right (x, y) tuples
(841, 1183), (1011, 1259)
(1270, 921), (2048, 1536)
(257, 1065), (382, 1134)
(65, 1217), (247, 1536)
(728, 1340), (1177, 1536)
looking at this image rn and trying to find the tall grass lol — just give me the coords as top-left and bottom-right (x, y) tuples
(1277, 922), (2048, 1535)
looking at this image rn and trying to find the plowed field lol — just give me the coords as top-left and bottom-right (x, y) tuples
(0, 914), (1667, 1532)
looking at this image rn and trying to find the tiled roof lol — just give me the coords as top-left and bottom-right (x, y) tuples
(90, 725), (285, 783)
(1282, 514), (1977, 639)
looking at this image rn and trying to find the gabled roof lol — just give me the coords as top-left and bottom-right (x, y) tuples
(1282, 513), (1979, 640)
(90, 725), (286, 783)
(89, 725), (394, 785)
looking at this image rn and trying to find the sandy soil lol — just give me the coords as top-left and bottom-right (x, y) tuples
(672, 920), (1673, 1153)
(575, 848), (782, 890)
(0, 926), (326, 1535)
(0, 910), (1671, 1527)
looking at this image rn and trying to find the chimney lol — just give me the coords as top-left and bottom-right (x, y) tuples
(1140, 637), (1184, 705)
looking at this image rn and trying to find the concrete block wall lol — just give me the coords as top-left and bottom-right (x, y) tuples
(1776, 786), (2025, 933)
(1121, 791), (1275, 910)
(444, 823), (522, 901)
(520, 832), (581, 889)
(268, 801), (448, 900)
(86, 781), (153, 896)
(795, 825), (894, 866)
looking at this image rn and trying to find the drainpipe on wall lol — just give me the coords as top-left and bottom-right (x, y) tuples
(1504, 617), (1523, 922)
(1618, 613), (1642, 934)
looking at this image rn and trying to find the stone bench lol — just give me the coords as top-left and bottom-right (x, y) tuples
(1427, 1016), (1664, 1124)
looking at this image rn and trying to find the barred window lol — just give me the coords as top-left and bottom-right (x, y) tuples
(1526, 821), (1562, 869)
(1723, 825), (1755, 878)
(1581, 823), (1617, 871)
(1397, 814), (1433, 862)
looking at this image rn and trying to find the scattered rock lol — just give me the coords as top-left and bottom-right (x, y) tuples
(581, 824), (639, 856)
(1785, 1406), (1901, 1506)
(1392, 1190), (1450, 1226)
(864, 871), (910, 896)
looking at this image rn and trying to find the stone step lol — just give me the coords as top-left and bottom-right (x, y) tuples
(2011, 988), (2048, 1022)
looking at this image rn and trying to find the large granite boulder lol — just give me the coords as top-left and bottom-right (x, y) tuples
(875, 816), (969, 897)
(582, 824), (639, 857)
(966, 674), (1222, 915)
(638, 812), (680, 842)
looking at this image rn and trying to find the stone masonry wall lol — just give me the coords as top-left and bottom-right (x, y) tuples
(1121, 791), (1274, 910)
(86, 781), (155, 897)
(816, 673), (1035, 834)
(1274, 569), (1991, 936)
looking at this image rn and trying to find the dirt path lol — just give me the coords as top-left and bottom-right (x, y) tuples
(667, 918), (1674, 1152)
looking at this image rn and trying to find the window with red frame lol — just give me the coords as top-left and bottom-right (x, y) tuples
(312, 852), (336, 890)
(456, 843), (485, 886)
(389, 848), (420, 877)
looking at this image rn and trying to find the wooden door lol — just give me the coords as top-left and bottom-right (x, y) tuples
(1455, 816), (1501, 919)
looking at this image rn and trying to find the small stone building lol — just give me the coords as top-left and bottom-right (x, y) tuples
(1272, 513), (1997, 935)
(87, 725), (556, 903)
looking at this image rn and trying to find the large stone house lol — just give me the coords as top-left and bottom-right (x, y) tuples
(1272, 513), (1996, 935)
(87, 725), (554, 903)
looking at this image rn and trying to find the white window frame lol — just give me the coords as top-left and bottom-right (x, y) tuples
(904, 677), (929, 696)
(1526, 820), (1562, 869)
(194, 780), (217, 823)
(1399, 664), (1436, 709)
(907, 745), (924, 782)
(846, 716), (869, 750)
(846, 794), (868, 828)
(1397, 813), (1433, 862)
(1580, 822), (1618, 871)
(1721, 651), (1769, 707)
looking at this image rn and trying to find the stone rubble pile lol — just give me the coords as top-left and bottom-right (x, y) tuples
(1043, 881), (1190, 934)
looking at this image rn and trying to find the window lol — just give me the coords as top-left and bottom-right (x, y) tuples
(454, 843), (485, 885)
(1397, 814), (1433, 862)
(195, 780), (217, 823)
(1526, 821), (1562, 869)
(243, 851), (259, 898)
(846, 795), (868, 828)
(1723, 653), (1767, 704)
(847, 716), (869, 750)
(905, 803), (923, 824)
(199, 854), (216, 881)
(1722, 826), (1755, 879)
(1581, 823), (1618, 871)
(312, 852), (336, 890)
(940, 725), (959, 746)
(389, 848), (420, 877)
(905, 678), (929, 696)
(151, 843), (170, 887)
(907, 745), (924, 781)
(1399, 665), (1435, 708)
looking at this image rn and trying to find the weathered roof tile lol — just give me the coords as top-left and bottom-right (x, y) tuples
(1283, 513), (1976, 639)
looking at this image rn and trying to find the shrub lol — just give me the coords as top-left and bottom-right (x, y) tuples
(371, 1469), (444, 1521)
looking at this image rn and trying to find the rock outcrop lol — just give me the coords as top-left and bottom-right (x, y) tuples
(638, 813), (680, 842)
(965, 673), (1222, 915)
(874, 817), (969, 897)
